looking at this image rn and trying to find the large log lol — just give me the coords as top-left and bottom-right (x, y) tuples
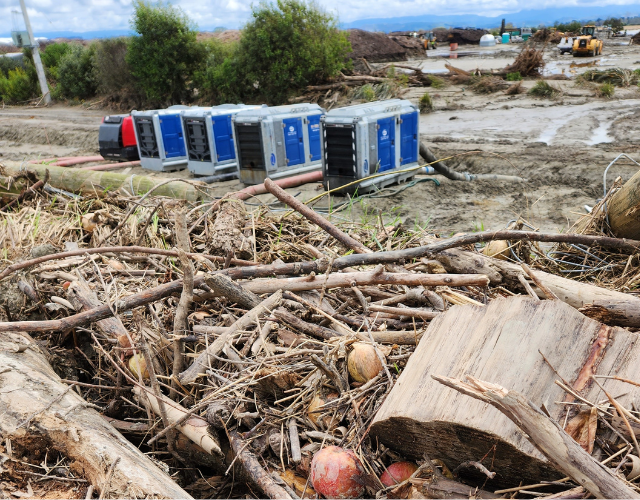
(370, 297), (640, 488)
(0, 331), (191, 499)
(433, 375), (640, 499)
(435, 248), (640, 327)
(608, 169), (640, 239)
(2, 164), (211, 202)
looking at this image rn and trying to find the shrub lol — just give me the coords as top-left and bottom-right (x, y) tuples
(0, 57), (21, 77)
(419, 92), (433, 113)
(471, 75), (509, 94)
(55, 44), (97, 100)
(127, 1), (206, 105)
(506, 71), (522, 81)
(596, 82), (614, 98)
(93, 38), (136, 97)
(40, 42), (71, 81)
(194, 38), (242, 102)
(0, 67), (38, 103)
(528, 80), (559, 98)
(232, 0), (351, 104)
(428, 75), (446, 88)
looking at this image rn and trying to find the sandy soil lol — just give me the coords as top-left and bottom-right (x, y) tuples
(1, 36), (640, 235)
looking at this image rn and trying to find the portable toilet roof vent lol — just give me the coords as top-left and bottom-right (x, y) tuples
(131, 105), (193, 172)
(322, 99), (419, 194)
(181, 104), (261, 177)
(233, 103), (325, 185)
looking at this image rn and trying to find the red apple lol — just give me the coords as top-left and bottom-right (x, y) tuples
(310, 446), (365, 498)
(380, 461), (418, 487)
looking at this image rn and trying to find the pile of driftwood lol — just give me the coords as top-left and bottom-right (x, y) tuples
(2, 167), (640, 499)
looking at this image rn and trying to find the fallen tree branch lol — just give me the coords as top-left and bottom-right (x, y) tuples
(227, 428), (293, 499)
(433, 374), (640, 499)
(0, 245), (257, 281)
(178, 291), (283, 384)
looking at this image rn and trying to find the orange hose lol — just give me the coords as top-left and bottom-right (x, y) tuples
(235, 171), (323, 201)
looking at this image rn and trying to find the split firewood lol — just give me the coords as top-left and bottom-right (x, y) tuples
(371, 296), (640, 487)
(432, 375), (640, 499)
(0, 331), (191, 499)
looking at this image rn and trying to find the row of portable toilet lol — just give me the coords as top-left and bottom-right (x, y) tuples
(117, 99), (420, 193)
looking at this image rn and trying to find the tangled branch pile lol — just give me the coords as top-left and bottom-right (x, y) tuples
(2, 167), (640, 499)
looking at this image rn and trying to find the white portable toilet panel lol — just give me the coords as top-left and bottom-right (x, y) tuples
(322, 99), (419, 194)
(131, 105), (192, 172)
(232, 103), (325, 185)
(181, 104), (261, 176)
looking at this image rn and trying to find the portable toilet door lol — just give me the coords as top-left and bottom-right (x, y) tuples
(160, 114), (186, 158)
(400, 111), (418, 165)
(283, 117), (305, 166)
(212, 114), (235, 162)
(377, 116), (395, 172)
(307, 114), (322, 162)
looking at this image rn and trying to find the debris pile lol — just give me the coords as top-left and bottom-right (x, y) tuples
(346, 29), (407, 63)
(1, 165), (640, 500)
(433, 28), (487, 45)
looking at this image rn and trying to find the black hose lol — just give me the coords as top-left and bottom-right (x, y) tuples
(419, 142), (526, 182)
(197, 172), (239, 184)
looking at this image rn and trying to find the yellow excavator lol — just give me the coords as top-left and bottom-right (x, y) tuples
(572, 25), (603, 56)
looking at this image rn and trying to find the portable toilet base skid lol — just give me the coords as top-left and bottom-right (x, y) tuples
(132, 106), (191, 172)
(233, 104), (325, 185)
(322, 99), (420, 194)
(182, 104), (259, 177)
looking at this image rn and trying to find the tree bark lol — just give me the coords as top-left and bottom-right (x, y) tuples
(608, 169), (640, 239)
(0, 331), (192, 499)
(205, 274), (260, 309)
(433, 375), (640, 499)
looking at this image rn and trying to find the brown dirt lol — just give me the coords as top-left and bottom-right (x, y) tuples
(346, 29), (407, 62)
(388, 35), (425, 58)
(198, 30), (242, 43)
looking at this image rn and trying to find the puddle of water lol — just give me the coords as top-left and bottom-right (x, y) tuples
(570, 60), (599, 68)
(585, 121), (613, 145)
(537, 116), (574, 144)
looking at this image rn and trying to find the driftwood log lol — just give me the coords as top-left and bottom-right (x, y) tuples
(434, 375), (640, 499)
(371, 296), (640, 488)
(0, 331), (191, 499)
(208, 199), (253, 259)
(608, 168), (640, 239)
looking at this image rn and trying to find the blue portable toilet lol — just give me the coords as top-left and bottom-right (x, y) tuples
(181, 104), (261, 176)
(233, 104), (325, 185)
(322, 99), (419, 194)
(131, 106), (194, 172)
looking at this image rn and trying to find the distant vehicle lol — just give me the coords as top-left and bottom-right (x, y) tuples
(572, 25), (603, 57)
(558, 37), (574, 54)
(420, 31), (437, 50)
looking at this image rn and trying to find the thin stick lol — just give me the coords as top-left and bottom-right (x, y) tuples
(264, 178), (371, 254)
(521, 263), (559, 300)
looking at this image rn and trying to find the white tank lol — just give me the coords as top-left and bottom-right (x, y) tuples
(479, 34), (496, 47)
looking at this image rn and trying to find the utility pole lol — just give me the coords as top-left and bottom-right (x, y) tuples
(19, 0), (51, 105)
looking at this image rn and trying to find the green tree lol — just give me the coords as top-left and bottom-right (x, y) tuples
(219, 0), (351, 104)
(40, 42), (71, 81)
(93, 38), (136, 96)
(55, 44), (98, 100)
(605, 18), (625, 33)
(126, 1), (205, 105)
(0, 67), (38, 103)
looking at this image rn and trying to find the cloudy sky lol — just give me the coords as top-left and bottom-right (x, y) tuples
(4, 0), (640, 34)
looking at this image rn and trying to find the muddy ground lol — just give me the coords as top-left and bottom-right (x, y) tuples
(2, 36), (640, 235)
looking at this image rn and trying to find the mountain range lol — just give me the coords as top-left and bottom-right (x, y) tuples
(2, 5), (640, 39)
